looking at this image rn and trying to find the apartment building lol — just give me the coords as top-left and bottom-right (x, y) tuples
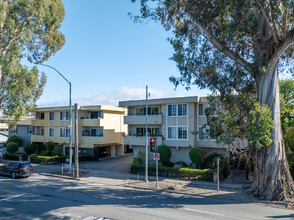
(31, 105), (127, 159)
(119, 96), (228, 163)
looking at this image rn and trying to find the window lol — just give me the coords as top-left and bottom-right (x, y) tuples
(178, 104), (187, 116)
(49, 127), (55, 138)
(136, 107), (159, 115)
(49, 112), (55, 121)
(198, 125), (210, 141)
(168, 127), (177, 139)
(178, 127), (187, 139)
(90, 128), (103, 137)
(40, 128), (44, 136)
(11, 128), (18, 134)
(168, 105), (177, 116)
(40, 113), (44, 120)
(136, 127), (160, 136)
(198, 104), (204, 116)
(59, 127), (69, 138)
(90, 111), (103, 119)
(60, 111), (69, 121)
(27, 126), (33, 134)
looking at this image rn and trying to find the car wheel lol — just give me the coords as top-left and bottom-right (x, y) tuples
(11, 172), (16, 179)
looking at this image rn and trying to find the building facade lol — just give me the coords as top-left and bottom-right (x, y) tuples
(31, 105), (127, 159)
(119, 96), (228, 163)
(8, 116), (35, 150)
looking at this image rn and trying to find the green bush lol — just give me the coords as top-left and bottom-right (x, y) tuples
(181, 161), (189, 167)
(52, 147), (62, 156)
(135, 150), (145, 164)
(157, 145), (171, 164)
(131, 159), (213, 181)
(24, 142), (38, 155)
(3, 153), (20, 160)
(285, 127), (294, 152)
(44, 141), (55, 155)
(30, 153), (38, 158)
(189, 148), (204, 168)
(6, 142), (19, 153)
(6, 135), (22, 146)
(204, 152), (222, 169)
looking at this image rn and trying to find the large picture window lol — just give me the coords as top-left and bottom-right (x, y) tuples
(59, 127), (69, 138)
(136, 107), (160, 115)
(49, 127), (55, 138)
(136, 127), (160, 136)
(168, 105), (177, 116)
(49, 112), (55, 121)
(167, 126), (188, 140)
(60, 111), (69, 121)
(168, 104), (187, 116)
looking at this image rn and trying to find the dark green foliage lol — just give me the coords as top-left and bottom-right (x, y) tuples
(131, 159), (213, 181)
(44, 141), (55, 155)
(204, 152), (222, 169)
(181, 161), (189, 167)
(52, 147), (62, 156)
(280, 79), (294, 110)
(189, 148), (204, 168)
(3, 153), (20, 160)
(24, 142), (38, 155)
(0, 0), (65, 121)
(6, 135), (22, 146)
(6, 142), (19, 153)
(157, 145), (172, 164)
(285, 127), (294, 152)
(221, 157), (230, 179)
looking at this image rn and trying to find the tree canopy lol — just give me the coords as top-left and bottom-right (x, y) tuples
(131, 0), (294, 200)
(0, 0), (65, 121)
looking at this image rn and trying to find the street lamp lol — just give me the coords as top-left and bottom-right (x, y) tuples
(35, 63), (73, 167)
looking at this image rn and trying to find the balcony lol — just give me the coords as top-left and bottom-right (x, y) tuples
(31, 134), (45, 142)
(124, 135), (163, 146)
(80, 118), (104, 127)
(124, 114), (162, 125)
(31, 119), (45, 126)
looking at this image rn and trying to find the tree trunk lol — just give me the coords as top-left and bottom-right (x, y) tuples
(252, 62), (294, 200)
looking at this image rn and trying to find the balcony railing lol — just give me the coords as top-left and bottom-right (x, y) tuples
(124, 114), (163, 125)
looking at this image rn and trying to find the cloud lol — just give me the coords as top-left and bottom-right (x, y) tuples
(37, 86), (173, 107)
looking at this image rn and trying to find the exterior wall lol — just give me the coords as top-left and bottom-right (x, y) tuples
(31, 105), (127, 157)
(120, 96), (232, 163)
(9, 125), (32, 148)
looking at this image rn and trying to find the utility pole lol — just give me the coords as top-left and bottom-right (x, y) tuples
(74, 103), (79, 178)
(145, 85), (149, 182)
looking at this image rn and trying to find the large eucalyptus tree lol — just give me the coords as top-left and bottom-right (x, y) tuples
(131, 0), (294, 200)
(0, 0), (65, 121)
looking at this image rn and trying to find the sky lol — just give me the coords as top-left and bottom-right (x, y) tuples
(35, 0), (292, 108)
(35, 0), (211, 107)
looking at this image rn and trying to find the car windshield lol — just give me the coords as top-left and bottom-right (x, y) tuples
(20, 163), (32, 168)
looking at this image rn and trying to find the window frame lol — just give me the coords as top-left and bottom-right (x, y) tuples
(49, 112), (55, 121)
(49, 127), (55, 138)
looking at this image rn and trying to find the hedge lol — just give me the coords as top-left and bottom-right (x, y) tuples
(131, 164), (213, 181)
(3, 154), (91, 165)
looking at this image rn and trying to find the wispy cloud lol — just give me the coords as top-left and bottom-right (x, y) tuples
(37, 86), (173, 107)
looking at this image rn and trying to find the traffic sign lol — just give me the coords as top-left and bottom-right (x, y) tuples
(153, 153), (160, 160)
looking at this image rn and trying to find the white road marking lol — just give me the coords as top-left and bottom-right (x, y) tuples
(184, 208), (249, 220)
(0, 193), (25, 202)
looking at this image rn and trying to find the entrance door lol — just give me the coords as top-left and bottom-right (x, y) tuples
(93, 147), (100, 161)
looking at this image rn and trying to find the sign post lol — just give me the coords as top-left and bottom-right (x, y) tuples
(153, 153), (160, 189)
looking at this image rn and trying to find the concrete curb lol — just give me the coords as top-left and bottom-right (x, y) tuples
(37, 172), (79, 180)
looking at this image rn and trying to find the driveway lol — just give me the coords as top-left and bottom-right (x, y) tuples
(79, 153), (133, 174)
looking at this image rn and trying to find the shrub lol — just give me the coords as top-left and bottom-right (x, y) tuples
(44, 141), (55, 155)
(6, 135), (22, 146)
(221, 157), (230, 179)
(30, 154), (38, 158)
(204, 152), (222, 169)
(24, 142), (38, 155)
(6, 142), (19, 153)
(285, 127), (294, 152)
(3, 153), (20, 160)
(189, 148), (205, 168)
(157, 145), (171, 164)
(52, 147), (62, 156)
(135, 150), (145, 164)
(181, 161), (189, 167)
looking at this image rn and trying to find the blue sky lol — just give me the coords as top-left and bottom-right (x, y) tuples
(35, 0), (291, 107)
(35, 0), (211, 107)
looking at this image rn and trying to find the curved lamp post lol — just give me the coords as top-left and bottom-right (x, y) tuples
(35, 63), (73, 166)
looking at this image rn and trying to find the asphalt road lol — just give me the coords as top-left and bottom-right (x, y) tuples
(0, 174), (294, 220)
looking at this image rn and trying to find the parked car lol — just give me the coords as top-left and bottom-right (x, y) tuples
(0, 161), (33, 178)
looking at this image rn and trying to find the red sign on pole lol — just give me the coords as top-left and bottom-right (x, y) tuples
(153, 153), (160, 160)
